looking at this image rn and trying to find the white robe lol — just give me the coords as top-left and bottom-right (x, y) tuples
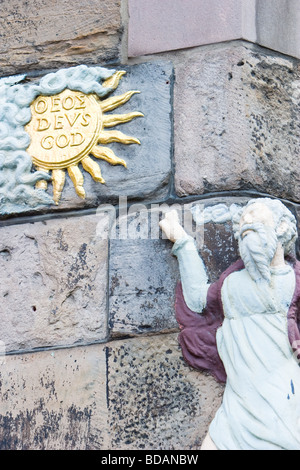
(173, 237), (300, 450)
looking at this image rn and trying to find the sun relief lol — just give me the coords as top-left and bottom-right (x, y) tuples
(25, 71), (143, 204)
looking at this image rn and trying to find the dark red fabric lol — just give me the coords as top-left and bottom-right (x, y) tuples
(175, 258), (300, 384)
(287, 258), (300, 364)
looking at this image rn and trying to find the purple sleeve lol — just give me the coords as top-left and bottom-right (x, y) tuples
(175, 257), (300, 383)
(175, 259), (245, 384)
(175, 280), (227, 383)
(287, 259), (300, 363)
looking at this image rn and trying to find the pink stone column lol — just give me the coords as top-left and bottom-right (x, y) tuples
(128, 0), (243, 56)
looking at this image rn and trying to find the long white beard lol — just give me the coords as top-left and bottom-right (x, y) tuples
(238, 223), (278, 284)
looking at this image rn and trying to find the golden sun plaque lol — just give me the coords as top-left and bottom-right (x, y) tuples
(25, 71), (143, 204)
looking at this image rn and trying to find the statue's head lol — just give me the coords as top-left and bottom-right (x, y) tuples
(192, 197), (298, 284)
(234, 198), (298, 283)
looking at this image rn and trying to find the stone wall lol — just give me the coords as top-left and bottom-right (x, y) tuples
(0, 0), (299, 450)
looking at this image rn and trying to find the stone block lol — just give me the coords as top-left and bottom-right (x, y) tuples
(0, 335), (224, 450)
(128, 0), (300, 60)
(173, 43), (300, 202)
(196, 208), (239, 283)
(256, 0), (300, 60)
(54, 61), (172, 209)
(128, 0), (244, 57)
(109, 239), (180, 337)
(106, 333), (224, 449)
(0, 61), (173, 217)
(0, 345), (108, 450)
(0, 0), (122, 75)
(0, 213), (108, 352)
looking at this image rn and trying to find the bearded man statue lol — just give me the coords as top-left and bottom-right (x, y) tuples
(159, 198), (300, 450)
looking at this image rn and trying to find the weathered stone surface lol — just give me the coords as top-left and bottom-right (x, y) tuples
(0, 0), (122, 75)
(0, 345), (108, 450)
(0, 335), (224, 450)
(109, 239), (180, 337)
(173, 42), (300, 202)
(0, 213), (108, 352)
(106, 333), (224, 450)
(195, 210), (239, 283)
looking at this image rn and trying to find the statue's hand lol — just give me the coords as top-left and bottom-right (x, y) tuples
(159, 210), (188, 243)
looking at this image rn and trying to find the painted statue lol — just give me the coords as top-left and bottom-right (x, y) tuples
(159, 198), (300, 450)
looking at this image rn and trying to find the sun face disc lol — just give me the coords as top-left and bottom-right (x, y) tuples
(26, 89), (103, 170)
(24, 70), (143, 205)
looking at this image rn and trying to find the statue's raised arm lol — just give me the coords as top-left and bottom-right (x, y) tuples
(159, 209), (210, 313)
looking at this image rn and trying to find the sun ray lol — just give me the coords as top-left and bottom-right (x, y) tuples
(82, 156), (105, 183)
(98, 130), (141, 145)
(102, 71), (127, 90)
(100, 90), (140, 113)
(103, 112), (144, 128)
(52, 169), (66, 205)
(91, 146), (127, 167)
(68, 164), (85, 199)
